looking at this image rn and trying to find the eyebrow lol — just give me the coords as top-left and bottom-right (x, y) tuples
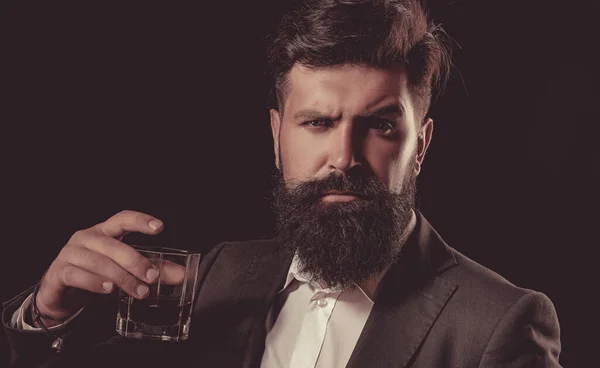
(292, 103), (404, 122)
(359, 103), (404, 118)
(293, 109), (341, 122)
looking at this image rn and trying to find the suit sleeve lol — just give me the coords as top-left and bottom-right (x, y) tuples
(1, 241), (228, 368)
(478, 291), (562, 368)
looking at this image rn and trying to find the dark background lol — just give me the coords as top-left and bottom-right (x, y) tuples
(1, 0), (598, 366)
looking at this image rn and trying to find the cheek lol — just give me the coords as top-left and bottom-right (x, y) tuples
(279, 128), (324, 181)
(386, 158), (414, 193)
(365, 138), (416, 192)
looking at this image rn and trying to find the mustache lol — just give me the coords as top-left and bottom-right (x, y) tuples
(283, 171), (388, 202)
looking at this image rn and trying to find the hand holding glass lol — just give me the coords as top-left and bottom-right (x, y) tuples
(116, 246), (201, 342)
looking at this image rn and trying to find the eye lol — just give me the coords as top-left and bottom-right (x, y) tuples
(302, 120), (332, 128)
(369, 119), (395, 135)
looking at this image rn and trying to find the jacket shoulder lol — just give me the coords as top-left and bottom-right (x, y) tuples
(439, 247), (557, 336)
(445, 249), (532, 302)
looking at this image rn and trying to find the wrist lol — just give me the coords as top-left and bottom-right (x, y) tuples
(30, 308), (67, 328)
(31, 285), (70, 328)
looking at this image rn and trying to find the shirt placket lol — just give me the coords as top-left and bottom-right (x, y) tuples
(288, 288), (341, 368)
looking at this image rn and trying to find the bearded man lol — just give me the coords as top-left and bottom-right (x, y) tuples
(2, 0), (562, 367)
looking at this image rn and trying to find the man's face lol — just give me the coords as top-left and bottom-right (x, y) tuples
(270, 63), (432, 196)
(269, 63), (433, 289)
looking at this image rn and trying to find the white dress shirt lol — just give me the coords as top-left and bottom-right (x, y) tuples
(260, 254), (386, 368)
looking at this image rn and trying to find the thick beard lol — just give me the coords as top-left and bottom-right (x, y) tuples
(272, 165), (416, 290)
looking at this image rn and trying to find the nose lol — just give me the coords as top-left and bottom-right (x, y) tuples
(328, 123), (362, 172)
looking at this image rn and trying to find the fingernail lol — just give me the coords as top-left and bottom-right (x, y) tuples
(148, 220), (162, 230)
(146, 268), (159, 282)
(137, 284), (149, 296)
(102, 282), (113, 292)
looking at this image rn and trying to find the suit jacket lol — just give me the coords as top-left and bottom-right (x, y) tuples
(2, 212), (561, 368)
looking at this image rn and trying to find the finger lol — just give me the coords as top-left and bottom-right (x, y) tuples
(94, 210), (164, 239)
(153, 260), (186, 285)
(73, 231), (159, 285)
(64, 246), (151, 299)
(58, 264), (116, 295)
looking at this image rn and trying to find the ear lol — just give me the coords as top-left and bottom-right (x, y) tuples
(415, 118), (433, 176)
(270, 109), (282, 169)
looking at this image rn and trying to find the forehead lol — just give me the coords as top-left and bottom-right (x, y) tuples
(283, 63), (413, 116)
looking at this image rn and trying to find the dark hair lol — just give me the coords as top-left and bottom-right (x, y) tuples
(267, 0), (452, 120)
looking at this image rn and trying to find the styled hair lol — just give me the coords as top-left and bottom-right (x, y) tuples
(267, 0), (452, 120)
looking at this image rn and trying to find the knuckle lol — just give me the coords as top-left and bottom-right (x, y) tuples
(70, 228), (95, 245)
(118, 209), (134, 218)
(57, 244), (73, 260)
(70, 230), (84, 242)
(99, 235), (116, 249)
(118, 272), (135, 288)
(134, 212), (146, 224)
(85, 253), (100, 271)
(126, 254), (147, 271)
(60, 266), (75, 285)
(94, 222), (108, 235)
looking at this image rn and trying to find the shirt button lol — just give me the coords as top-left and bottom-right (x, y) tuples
(317, 299), (328, 308)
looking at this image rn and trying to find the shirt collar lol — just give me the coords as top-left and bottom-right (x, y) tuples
(280, 253), (303, 292)
(279, 253), (383, 304)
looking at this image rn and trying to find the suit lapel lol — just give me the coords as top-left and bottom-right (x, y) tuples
(240, 243), (293, 368)
(346, 213), (459, 368)
(190, 240), (293, 368)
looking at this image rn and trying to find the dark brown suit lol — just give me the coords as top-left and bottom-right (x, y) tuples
(2, 212), (561, 367)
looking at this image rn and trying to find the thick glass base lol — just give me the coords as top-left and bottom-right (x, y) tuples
(116, 314), (191, 342)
